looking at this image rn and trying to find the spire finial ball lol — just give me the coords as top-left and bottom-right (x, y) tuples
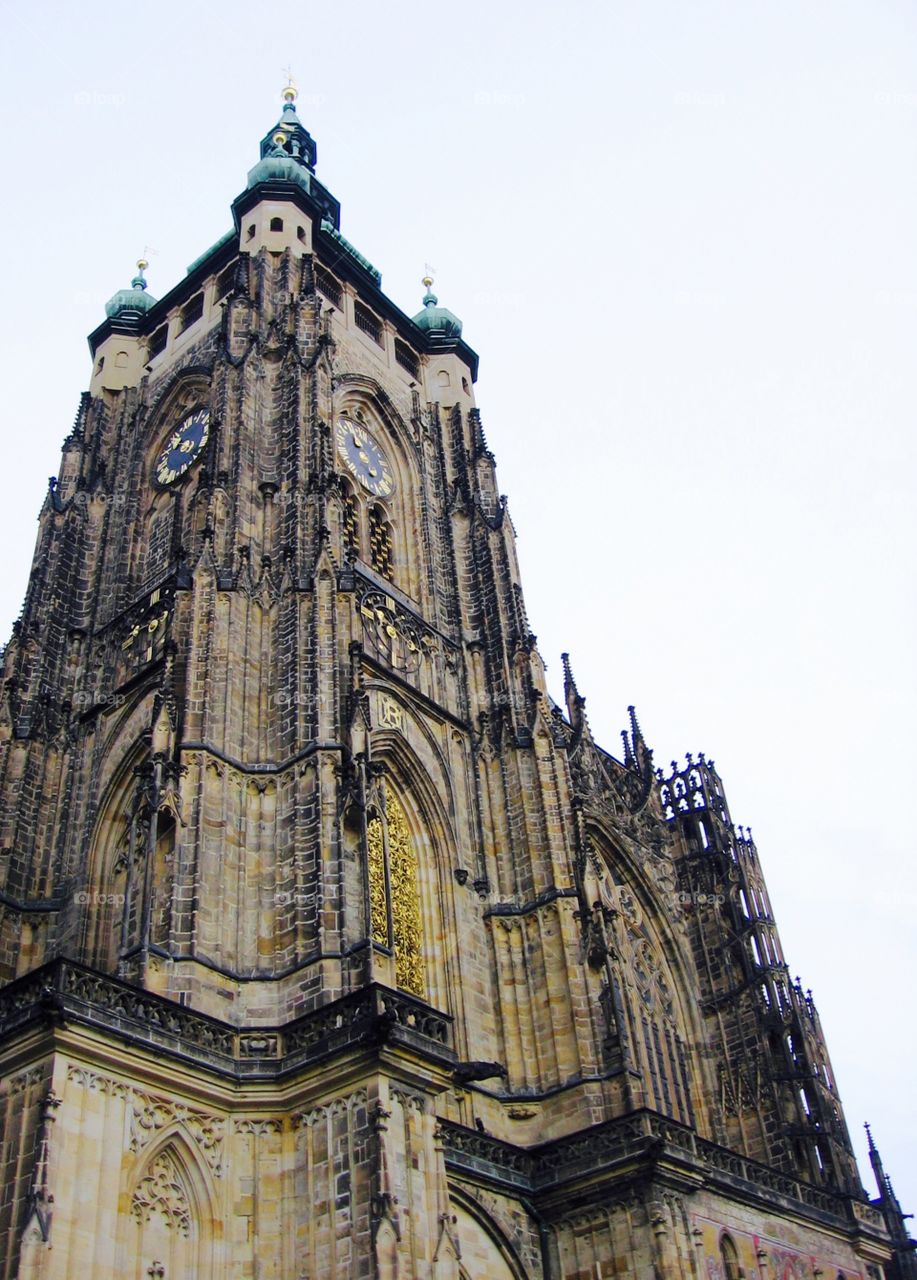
(282, 80), (298, 105)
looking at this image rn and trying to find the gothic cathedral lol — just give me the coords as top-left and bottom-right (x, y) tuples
(0, 87), (911, 1280)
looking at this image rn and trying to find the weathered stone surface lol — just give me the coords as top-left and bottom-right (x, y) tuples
(0, 96), (903, 1280)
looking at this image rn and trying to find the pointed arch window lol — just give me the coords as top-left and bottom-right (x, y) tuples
(340, 479), (359, 561)
(84, 753), (178, 975)
(366, 793), (425, 997)
(369, 505), (394, 579)
(720, 1234), (742, 1280)
(129, 1139), (214, 1279)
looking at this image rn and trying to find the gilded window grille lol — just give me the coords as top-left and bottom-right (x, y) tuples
(366, 794), (425, 997)
(342, 485), (359, 559)
(367, 815), (388, 948)
(369, 506), (394, 579)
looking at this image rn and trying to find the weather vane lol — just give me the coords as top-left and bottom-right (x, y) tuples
(282, 67), (297, 102)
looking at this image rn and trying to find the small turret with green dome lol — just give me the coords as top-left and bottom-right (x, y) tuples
(104, 258), (157, 321)
(412, 275), (463, 339)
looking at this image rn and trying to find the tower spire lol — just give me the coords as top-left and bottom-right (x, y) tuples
(255, 78), (317, 173)
(864, 1124), (917, 1279)
(561, 652), (587, 734)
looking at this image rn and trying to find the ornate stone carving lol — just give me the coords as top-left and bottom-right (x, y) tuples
(129, 1088), (225, 1176)
(232, 1116), (283, 1136)
(7, 1066), (44, 1095)
(238, 1032), (280, 1057)
(131, 1150), (191, 1237)
(291, 1087), (369, 1131)
(66, 1064), (129, 1097)
(378, 695), (403, 731)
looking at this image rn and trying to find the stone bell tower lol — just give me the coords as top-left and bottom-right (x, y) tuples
(0, 85), (910, 1280)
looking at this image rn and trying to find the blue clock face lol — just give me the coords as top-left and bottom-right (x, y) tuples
(335, 418), (394, 498)
(155, 408), (210, 486)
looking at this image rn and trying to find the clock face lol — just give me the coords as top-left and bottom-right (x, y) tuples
(335, 418), (394, 498)
(155, 408), (210, 486)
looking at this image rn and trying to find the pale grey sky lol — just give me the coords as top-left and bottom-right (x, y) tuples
(0, 0), (913, 1206)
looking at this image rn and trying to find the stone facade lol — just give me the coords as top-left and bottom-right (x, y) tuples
(0, 91), (910, 1278)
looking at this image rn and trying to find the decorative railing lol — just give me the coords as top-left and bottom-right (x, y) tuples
(60, 962), (236, 1057)
(0, 960), (453, 1078)
(283, 984), (452, 1058)
(442, 1108), (882, 1234)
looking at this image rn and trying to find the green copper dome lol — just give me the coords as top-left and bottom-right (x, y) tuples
(104, 261), (158, 319)
(412, 278), (462, 338)
(246, 149), (312, 194)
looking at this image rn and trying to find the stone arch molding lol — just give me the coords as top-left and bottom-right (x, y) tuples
(142, 367), (214, 468)
(82, 732), (150, 970)
(332, 375), (427, 596)
(333, 372), (419, 463)
(123, 1129), (220, 1279)
(587, 824), (712, 1127)
(445, 1188), (530, 1280)
(369, 727), (463, 1012)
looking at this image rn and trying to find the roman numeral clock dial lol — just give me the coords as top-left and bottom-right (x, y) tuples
(155, 407), (211, 487)
(335, 418), (394, 498)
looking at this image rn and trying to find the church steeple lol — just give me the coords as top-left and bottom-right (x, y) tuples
(257, 79), (317, 171)
(866, 1124), (917, 1280)
(235, 81), (341, 248)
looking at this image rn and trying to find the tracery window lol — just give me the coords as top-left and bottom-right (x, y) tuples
(629, 933), (693, 1124)
(84, 754), (178, 975)
(366, 793), (425, 997)
(595, 864), (697, 1127)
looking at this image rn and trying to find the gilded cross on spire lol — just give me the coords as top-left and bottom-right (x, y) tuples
(281, 68), (297, 105)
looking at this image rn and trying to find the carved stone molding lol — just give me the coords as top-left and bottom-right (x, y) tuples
(130, 1088), (225, 1176)
(67, 1064), (129, 1097)
(67, 1066), (224, 1176)
(7, 1066), (44, 1095)
(1, 960), (455, 1082)
(232, 1116), (283, 1136)
(292, 1086), (369, 1131)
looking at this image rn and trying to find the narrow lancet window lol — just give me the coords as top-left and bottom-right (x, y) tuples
(366, 793), (425, 997)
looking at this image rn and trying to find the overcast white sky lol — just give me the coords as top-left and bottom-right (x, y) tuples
(0, 0), (913, 1210)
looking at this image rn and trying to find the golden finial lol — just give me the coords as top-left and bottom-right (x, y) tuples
(130, 257), (150, 293)
(422, 274), (434, 289)
(273, 130), (287, 147)
(281, 69), (297, 105)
